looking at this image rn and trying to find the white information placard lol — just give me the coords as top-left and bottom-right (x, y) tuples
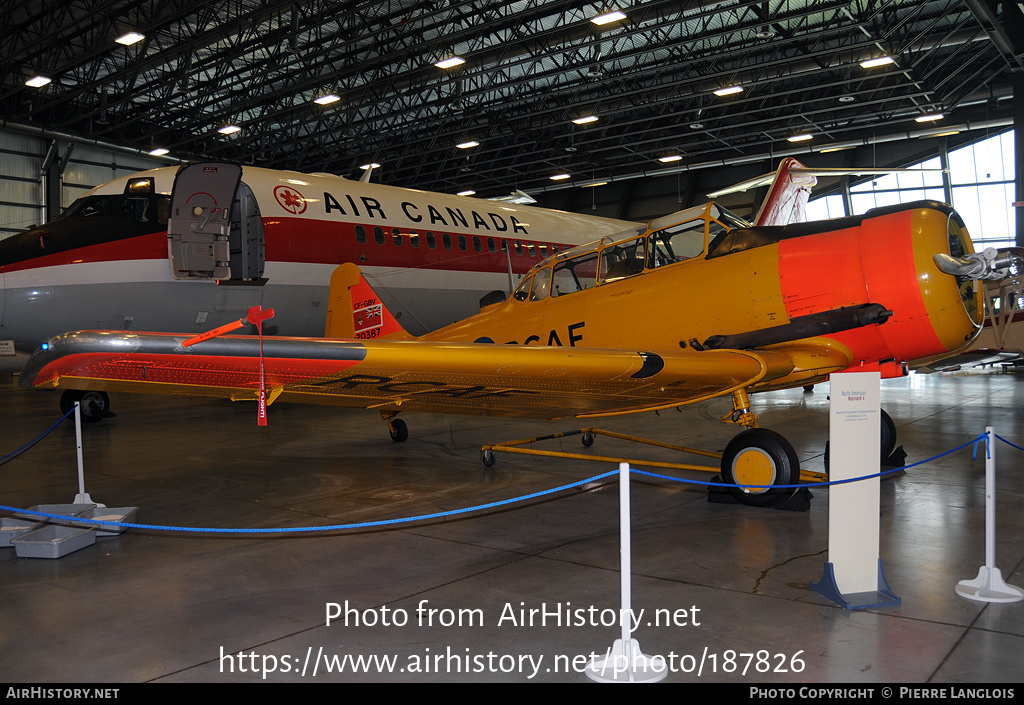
(0, 340), (14, 356)
(828, 371), (881, 594)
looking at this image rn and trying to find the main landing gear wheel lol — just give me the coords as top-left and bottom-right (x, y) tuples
(59, 390), (113, 424)
(720, 428), (798, 507)
(388, 418), (408, 443)
(824, 409), (898, 470)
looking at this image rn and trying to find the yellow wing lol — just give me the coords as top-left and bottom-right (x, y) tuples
(20, 331), (800, 420)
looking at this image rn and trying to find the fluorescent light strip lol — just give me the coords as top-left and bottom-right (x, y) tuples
(591, 11), (626, 25)
(435, 56), (465, 69)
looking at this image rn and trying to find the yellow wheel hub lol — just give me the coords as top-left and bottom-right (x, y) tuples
(731, 448), (777, 494)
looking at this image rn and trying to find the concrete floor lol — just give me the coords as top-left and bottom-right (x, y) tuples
(0, 354), (1022, 684)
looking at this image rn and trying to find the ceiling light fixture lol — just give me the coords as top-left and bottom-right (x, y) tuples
(456, 140), (480, 149)
(689, 123), (703, 129)
(713, 85), (743, 97)
(435, 56), (465, 69)
(572, 115), (598, 124)
(314, 94), (340, 105)
(360, 163), (381, 170)
(860, 56), (894, 68)
(25, 75), (51, 88)
(787, 133), (813, 142)
(915, 113), (944, 123)
(550, 173), (571, 181)
(658, 155), (683, 163)
(591, 11), (626, 25)
(148, 147), (169, 156)
(115, 32), (145, 46)
(838, 95), (855, 103)
(218, 125), (241, 135)
(457, 190), (476, 196)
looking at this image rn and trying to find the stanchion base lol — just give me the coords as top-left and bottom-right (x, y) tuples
(73, 493), (105, 508)
(586, 638), (666, 683)
(956, 566), (1024, 603)
(810, 559), (901, 610)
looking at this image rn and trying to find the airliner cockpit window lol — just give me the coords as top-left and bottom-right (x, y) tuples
(63, 195), (121, 218)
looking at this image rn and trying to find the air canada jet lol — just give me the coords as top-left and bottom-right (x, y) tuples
(21, 176), (1022, 505)
(0, 161), (637, 351)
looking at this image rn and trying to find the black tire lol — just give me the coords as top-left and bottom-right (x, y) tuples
(880, 409), (896, 460)
(60, 390), (111, 423)
(481, 450), (495, 467)
(824, 409), (898, 470)
(59, 390), (81, 417)
(388, 418), (408, 443)
(720, 428), (798, 507)
(581, 432), (595, 448)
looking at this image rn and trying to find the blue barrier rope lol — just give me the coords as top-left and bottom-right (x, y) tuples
(0, 407), (75, 467)
(996, 434), (1024, 454)
(0, 415), (1012, 536)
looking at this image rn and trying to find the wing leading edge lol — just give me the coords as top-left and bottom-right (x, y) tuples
(19, 330), (799, 420)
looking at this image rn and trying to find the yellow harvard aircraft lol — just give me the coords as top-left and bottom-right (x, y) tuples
(22, 171), (1014, 506)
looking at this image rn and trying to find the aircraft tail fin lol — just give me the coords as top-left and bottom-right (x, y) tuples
(751, 158), (815, 226)
(325, 262), (412, 340)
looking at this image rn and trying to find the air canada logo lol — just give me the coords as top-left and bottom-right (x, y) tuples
(274, 185), (307, 214)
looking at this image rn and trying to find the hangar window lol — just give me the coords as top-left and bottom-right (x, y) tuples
(426, 231), (436, 248)
(374, 227), (385, 245)
(409, 231), (420, 247)
(356, 226), (367, 244)
(457, 234), (468, 251)
(392, 229), (403, 246)
(442, 233), (453, 250)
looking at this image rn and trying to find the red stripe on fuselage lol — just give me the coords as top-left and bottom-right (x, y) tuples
(1, 217), (565, 275)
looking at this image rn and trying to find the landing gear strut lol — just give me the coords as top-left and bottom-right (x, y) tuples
(381, 411), (408, 443)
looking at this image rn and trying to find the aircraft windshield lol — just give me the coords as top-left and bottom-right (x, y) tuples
(61, 194), (171, 226)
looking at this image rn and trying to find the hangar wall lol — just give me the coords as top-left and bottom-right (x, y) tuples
(0, 126), (168, 239)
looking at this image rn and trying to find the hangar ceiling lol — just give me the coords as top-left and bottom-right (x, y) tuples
(1, 0), (1021, 200)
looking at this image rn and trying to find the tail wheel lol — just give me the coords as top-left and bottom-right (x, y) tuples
(388, 418), (408, 443)
(720, 428), (798, 507)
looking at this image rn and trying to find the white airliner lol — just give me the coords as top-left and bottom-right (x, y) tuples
(0, 162), (637, 350)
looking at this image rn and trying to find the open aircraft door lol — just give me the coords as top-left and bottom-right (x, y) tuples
(167, 162), (265, 281)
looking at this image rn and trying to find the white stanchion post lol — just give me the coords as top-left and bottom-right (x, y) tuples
(955, 427), (1023, 603)
(586, 462), (666, 683)
(72, 402), (103, 507)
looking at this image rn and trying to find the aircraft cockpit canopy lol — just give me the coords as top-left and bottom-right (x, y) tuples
(513, 202), (745, 302)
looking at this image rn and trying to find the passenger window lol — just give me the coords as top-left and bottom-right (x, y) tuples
(392, 229), (403, 246)
(647, 219), (708, 268)
(442, 233), (453, 250)
(457, 234), (468, 251)
(374, 227), (385, 245)
(473, 236), (482, 253)
(356, 225), (367, 244)
(409, 231), (420, 247)
(598, 237), (646, 283)
(426, 232), (436, 249)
